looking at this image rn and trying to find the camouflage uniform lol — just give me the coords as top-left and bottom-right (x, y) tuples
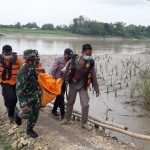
(16, 50), (41, 128)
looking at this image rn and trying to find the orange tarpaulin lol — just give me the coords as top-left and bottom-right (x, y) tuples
(38, 73), (62, 106)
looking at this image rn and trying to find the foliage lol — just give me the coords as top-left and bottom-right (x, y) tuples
(125, 60), (150, 108)
(136, 78), (150, 109)
(42, 23), (54, 30)
(68, 15), (150, 38)
(15, 22), (21, 28)
(1, 15), (150, 38)
(135, 66), (150, 109)
(56, 25), (69, 31)
(22, 22), (39, 29)
(0, 28), (78, 36)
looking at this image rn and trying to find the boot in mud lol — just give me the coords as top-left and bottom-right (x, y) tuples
(27, 127), (38, 138)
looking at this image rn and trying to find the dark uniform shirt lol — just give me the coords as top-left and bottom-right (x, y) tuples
(66, 56), (99, 91)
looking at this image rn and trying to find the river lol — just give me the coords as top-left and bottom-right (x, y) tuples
(0, 35), (150, 55)
(0, 35), (150, 150)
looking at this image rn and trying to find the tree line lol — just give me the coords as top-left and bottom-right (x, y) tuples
(0, 15), (150, 38)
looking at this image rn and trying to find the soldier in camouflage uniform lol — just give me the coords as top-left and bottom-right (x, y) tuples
(15, 49), (44, 138)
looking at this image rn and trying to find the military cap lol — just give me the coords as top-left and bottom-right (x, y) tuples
(23, 49), (36, 58)
(34, 49), (39, 57)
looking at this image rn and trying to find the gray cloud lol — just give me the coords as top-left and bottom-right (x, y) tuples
(0, 0), (149, 27)
(95, 0), (147, 6)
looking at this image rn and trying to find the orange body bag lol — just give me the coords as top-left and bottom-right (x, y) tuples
(38, 73), (62, 106)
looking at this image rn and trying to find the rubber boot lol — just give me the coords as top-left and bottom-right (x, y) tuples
(61, 111), (65, 120)
(9, 116), (15, 122)
(52, 107), (59, 116)
(15, 108), (22, 126)
(61, 114), (64, 120)
(26, 127), (38, 138)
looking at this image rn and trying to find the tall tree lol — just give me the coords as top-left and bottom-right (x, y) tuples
(42, 23), (54, 30)
(15, 22), (21, 28)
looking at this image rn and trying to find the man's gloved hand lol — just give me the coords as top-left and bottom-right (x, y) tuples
(37, 68), (45, 73)
(61, 67), (66, 73)
(22, 106), (30, 113)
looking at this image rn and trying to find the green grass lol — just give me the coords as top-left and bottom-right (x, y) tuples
(1, 27), (148, 39)
(138, 79), (150, 107)
(127, 60), (150, 108)
(2, 141), (14, 150)
(135, 67), (150, 109)
(0, 124), (14, 150)
(0, 27), (150, 39)
(0, 28), (80, 37)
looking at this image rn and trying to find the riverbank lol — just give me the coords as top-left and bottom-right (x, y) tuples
(0, 28), (79, 37)
(1, 33), (147, 41)
(0, 53), (150, 150)
(1, 28), (150, 40)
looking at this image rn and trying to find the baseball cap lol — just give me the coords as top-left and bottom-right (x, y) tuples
(64, 48), (73, 57)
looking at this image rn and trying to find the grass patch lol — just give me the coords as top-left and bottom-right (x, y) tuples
(126, 60), (150, 108)
(0, 141), (14, 150)
(136, 78), (150, 108)
(0, 28), (80, 37)
(134, 65), (150, 109)
(0, 123), (14, 150)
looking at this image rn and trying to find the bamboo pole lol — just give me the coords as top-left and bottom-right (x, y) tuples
(73, 109), (127, 130)
(48, 103), (127, 130)
(72, 113), (150, 141)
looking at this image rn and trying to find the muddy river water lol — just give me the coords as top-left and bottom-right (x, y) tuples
(0, 35), (150, 55)
(1, 35), (150, 150)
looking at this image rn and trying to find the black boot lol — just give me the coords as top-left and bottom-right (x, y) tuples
(60, 110), (65, 120)
(15, 108), (22, 126)
(27, 127), (38, 138)
(52, 109), (59, 116)
(52, 99), (59, 116)
(61, 115), (64, 120)
(9, 116), (15, 122)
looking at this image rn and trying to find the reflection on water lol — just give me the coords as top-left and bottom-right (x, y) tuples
(0, 36), (150, 55)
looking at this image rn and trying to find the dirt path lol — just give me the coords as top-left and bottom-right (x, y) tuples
(0, 96), (138, 150)
(0, 146), (4, 150)
(37, 106), (139, 150)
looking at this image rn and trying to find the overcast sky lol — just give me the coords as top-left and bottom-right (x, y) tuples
(0, 0), (150, 27)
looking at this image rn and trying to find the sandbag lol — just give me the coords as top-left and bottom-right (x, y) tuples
(38, 73), (62, 106)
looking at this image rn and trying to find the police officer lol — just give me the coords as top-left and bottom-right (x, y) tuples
(50, 48), (73, 120)
(15, 49), (45, 138)
(61, 44), (100, 131)
(0, 45), (22, 121)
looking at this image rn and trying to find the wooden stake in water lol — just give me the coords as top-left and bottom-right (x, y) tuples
(115, 89), (117, 97)
(106, 85), (109, 93)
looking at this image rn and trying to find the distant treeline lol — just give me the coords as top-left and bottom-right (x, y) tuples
(0, 15), (150, 38)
